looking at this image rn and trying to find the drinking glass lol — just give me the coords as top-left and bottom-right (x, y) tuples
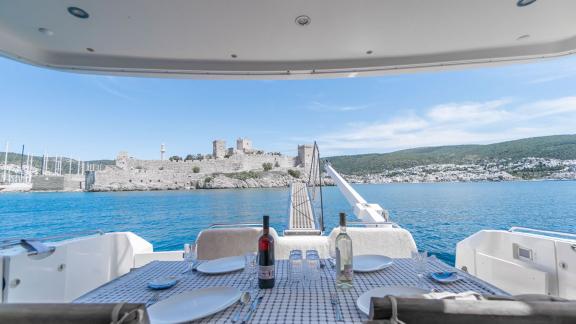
(305, 249), (321, 284)
(411, 251), (428, 288)
(244, 252), (257, 289)
(183, 243), (197, 275)
(288, 250), (303, 286)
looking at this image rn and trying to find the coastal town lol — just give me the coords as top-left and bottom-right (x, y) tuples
(343, 158), (576, 184)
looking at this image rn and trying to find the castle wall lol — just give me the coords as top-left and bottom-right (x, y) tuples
(64, 174), (84, 191)
(94, 154), (299, 189)
(32, 176), (64, 191)
(124, 154), (295, 173)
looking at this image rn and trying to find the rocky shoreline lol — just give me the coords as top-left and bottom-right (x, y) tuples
(88, 171), (334, 192)
(3, 176), (575, 193)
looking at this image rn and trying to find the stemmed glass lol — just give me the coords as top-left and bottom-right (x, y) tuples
(411, 251), (428, 289)
(183, 243), (197, 275)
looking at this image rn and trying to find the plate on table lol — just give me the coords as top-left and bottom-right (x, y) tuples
(353, 255), (394, 272)
(148, 277), (178, 290)
(196, 255), (245, 274)
(356, 286), (429, 316)
(148, 286), (241, 323)
(430, 271), (461, 284)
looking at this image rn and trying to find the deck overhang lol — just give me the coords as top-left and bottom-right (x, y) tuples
(1, 0), (576, 79)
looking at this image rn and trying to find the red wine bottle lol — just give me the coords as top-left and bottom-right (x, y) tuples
(258, 215), (275, 289)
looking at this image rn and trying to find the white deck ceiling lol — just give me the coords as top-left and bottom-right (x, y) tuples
(1, 0), (576, 79)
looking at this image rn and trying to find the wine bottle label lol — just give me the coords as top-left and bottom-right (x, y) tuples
(259, 265), (275, 280)
(343, 265), (353, 281)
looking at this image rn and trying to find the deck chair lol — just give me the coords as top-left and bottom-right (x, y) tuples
(367, 294), (576, 324)
(196, 227), (279, 260)
(0, 303), (149, 324)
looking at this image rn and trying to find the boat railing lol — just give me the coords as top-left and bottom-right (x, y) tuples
(208, 223), (262, 229)
(509, 227), (576, 241)
(209, 222), (397, 230)
(0, 229), (104, 251)
(347, 221), (398, 228)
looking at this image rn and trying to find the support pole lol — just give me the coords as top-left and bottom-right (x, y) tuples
(26, 154), (31, 182)
(19, 145), (25, 182)
(2, 141), (8, 183)
(41, 152), (45, 175)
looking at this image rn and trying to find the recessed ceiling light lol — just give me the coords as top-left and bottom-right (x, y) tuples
(366, 50), (373, 55)
(67, 7), (90, 19)
(231, 54), (237, 58)
(517, 0), (537, 7)
(38, 28), (54, 36)
(86, 48), (95, 52)
(295, 15), (311, 26)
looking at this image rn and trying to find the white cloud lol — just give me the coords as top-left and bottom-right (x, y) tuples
(311, 97), (576, 155)
(517, 96), (576, 118)
(527, 67), (576, 84)
(92, 77), (136, 101)
(427, 100), (511, 123)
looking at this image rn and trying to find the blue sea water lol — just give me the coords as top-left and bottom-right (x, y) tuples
(1, 181), (575, 265)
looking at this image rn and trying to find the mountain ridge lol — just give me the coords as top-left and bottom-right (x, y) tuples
(326, 134), (576, 175)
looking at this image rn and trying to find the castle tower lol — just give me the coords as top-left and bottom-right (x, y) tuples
(213, 140), (226, 159)
(236, 138), (253, 153)
(298, 144), (314, 168)
(116, 151), (129, 170)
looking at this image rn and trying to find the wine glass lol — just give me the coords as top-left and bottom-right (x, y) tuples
(329, 241), (337, 266)
(244, 252), (257, 289)
(288, 250), (303, 287)
(305, 250), (320, 284)
(411, 251), (428, 289)
(183, 243), (197, 275)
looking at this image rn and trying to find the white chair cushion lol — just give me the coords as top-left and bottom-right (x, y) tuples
(328, 227), (417, 258)
(196, 227), (279, 260)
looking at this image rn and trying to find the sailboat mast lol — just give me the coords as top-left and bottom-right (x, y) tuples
(20, 145), (25, 182)
(2, 141), (8, 183)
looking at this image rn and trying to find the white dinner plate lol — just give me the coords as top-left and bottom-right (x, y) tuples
(356, 286), (429, 316)
(353, 255), (394, 272)
(196, 255), (245, 274)
(148, 286), (241, 324)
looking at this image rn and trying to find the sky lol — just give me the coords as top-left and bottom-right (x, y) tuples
(1, 55), (576, 160)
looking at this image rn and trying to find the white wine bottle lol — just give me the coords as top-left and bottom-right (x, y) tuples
(336, 212), (353, 288)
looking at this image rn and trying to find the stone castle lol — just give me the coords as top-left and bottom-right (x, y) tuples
(88, 138), (314, 191)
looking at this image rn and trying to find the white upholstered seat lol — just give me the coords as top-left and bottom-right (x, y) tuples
(196, 227), (279, 260)
(328, 227), (417, 258)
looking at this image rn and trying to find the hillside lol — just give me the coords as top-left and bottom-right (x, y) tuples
(327, 135), (576, 175)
